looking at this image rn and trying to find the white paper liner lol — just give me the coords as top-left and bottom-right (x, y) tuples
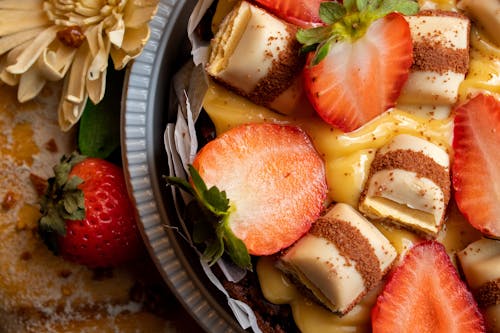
(202, 260), (262, 333)
(162, 0), (265, 331)
(187, 0), (214, 66)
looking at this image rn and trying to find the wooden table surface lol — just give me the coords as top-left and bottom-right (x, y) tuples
(0, 83), (205, 332)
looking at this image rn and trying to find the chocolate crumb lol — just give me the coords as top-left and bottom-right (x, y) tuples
(2, 191), (17, 211)
(29, 173), (47, 197)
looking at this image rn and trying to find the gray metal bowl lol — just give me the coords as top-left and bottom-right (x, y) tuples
(121, 0), (244, 331)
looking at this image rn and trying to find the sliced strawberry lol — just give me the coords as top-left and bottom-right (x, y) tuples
(302, 12), (413, 132)
(452, 94), (500, 238)
(253, 0), (327, 28)
(192, 123), (327, 256)
(372, 241), (485, 333)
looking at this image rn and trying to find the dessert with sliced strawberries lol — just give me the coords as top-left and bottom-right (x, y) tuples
(457, 238), (500, 333)
(170, 0), (500, 331)
(359, 134), (451, 236)
(372, 241), (485, 332)
(277, 203), (397, 315)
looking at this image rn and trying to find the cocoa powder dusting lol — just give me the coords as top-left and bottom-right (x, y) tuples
(368, 149), (451, 205)
(309, 217), (382, 290)
(248, 25), (305, 106)
(474, 278), (500, 308)
(412, 40), (469, 74)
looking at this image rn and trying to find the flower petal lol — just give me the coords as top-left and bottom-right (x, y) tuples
(109, 46), (130, 70)
(123, 0), (158, 29)
(0, 39), (29, 85)
(6, 25), (58, 74)
(86, 23), (110, 104)
(18, 65), (46, 102)
(65, 41), (92, 105)
(0, 27), (44, 56)
(0, 55), (18, 85)
(122, 25), (150, 54)
(38, 41), (76, 81)
(0, 0), (42, 10)
(0, 10), (49, 35)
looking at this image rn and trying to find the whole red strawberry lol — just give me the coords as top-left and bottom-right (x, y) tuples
(39, 153), (143, 268)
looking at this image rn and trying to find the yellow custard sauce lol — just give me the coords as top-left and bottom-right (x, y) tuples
(200, 0), (500, 331)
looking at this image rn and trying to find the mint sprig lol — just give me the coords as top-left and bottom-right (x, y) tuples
(297, 0), (419, 65)
(165, 165), (252, 270)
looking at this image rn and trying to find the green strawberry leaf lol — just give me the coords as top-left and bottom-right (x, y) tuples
(376, 0), (419, 17)
(312, 40), (333, 66)
(356, 0), (368, 11)
(298, 0), (419, 65)
(38, 152), (88, 254)
(296, 26), (332, 47)
(164, 175), (196, 197)
(319, 2), (346, 24)
(223, 223), (252, 270)
(165, 165), (252, 270)
(343, 0), (356, 12)
(40, 208), (66, 236)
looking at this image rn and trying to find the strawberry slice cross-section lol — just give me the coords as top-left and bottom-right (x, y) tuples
(452, 93), (500, 239)
(253, 0), (327, 28)
(192, 123), (328, 257)
(372, 241), (486, 333)
(297, 0), (417, 132)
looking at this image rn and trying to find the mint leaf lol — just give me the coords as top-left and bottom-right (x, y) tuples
(164, 175), (195, 197)
(78, 62), (124, 159)
(203, 236), (225, 266)
(165, 165), (252, 270)
(319, 2), (346, 24)
(205, 186), (230, 213)
(223, 225), (252, 270)
(188, 165), (230, 217)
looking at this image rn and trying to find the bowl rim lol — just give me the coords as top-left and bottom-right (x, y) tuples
(120, 0), (244, 332)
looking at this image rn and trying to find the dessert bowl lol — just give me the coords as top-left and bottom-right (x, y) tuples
(122, 0), (500, 332)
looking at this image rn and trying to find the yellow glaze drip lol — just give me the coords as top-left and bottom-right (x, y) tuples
(458, 27), (500, 99)
(204, 81), (452, 206)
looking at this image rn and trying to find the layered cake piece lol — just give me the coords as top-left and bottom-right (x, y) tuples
(457, 238), (500, 332)
(397, 10), (470, 106)
(359, 134), (451, 236)
(277, 203), (397, 315)
(206, 1), (306, 114)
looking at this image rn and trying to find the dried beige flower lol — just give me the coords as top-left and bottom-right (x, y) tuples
(0, 0), (158, 130)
